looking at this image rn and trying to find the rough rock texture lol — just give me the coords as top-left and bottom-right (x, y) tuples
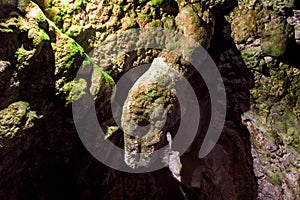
(0, 0), (298, 199)
(228, 0), (300, 199)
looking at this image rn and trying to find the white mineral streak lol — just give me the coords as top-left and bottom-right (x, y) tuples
(162, 132), (182, 182)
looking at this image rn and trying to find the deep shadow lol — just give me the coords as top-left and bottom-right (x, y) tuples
(179, 16), (257, 199)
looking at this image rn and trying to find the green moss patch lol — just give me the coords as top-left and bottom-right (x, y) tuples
(151, 0), (164, 6)
(0, 102), (41, 139)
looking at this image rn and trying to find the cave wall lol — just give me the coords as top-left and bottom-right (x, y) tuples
(0, 0), (298, 199)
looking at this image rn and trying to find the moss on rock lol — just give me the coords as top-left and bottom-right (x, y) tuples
(175, 5), (214, 48)
(151, 0), (164, 6)
(56, 78), (87, 104)
(0, 101), (41, 139)
(261, 16), (293, 57)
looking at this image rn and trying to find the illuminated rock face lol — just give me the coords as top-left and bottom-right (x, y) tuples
(121, 58), (181, 169)
(0, 0), (299, 199)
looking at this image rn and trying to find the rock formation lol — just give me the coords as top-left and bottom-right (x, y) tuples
(0, 0), (299, 199)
